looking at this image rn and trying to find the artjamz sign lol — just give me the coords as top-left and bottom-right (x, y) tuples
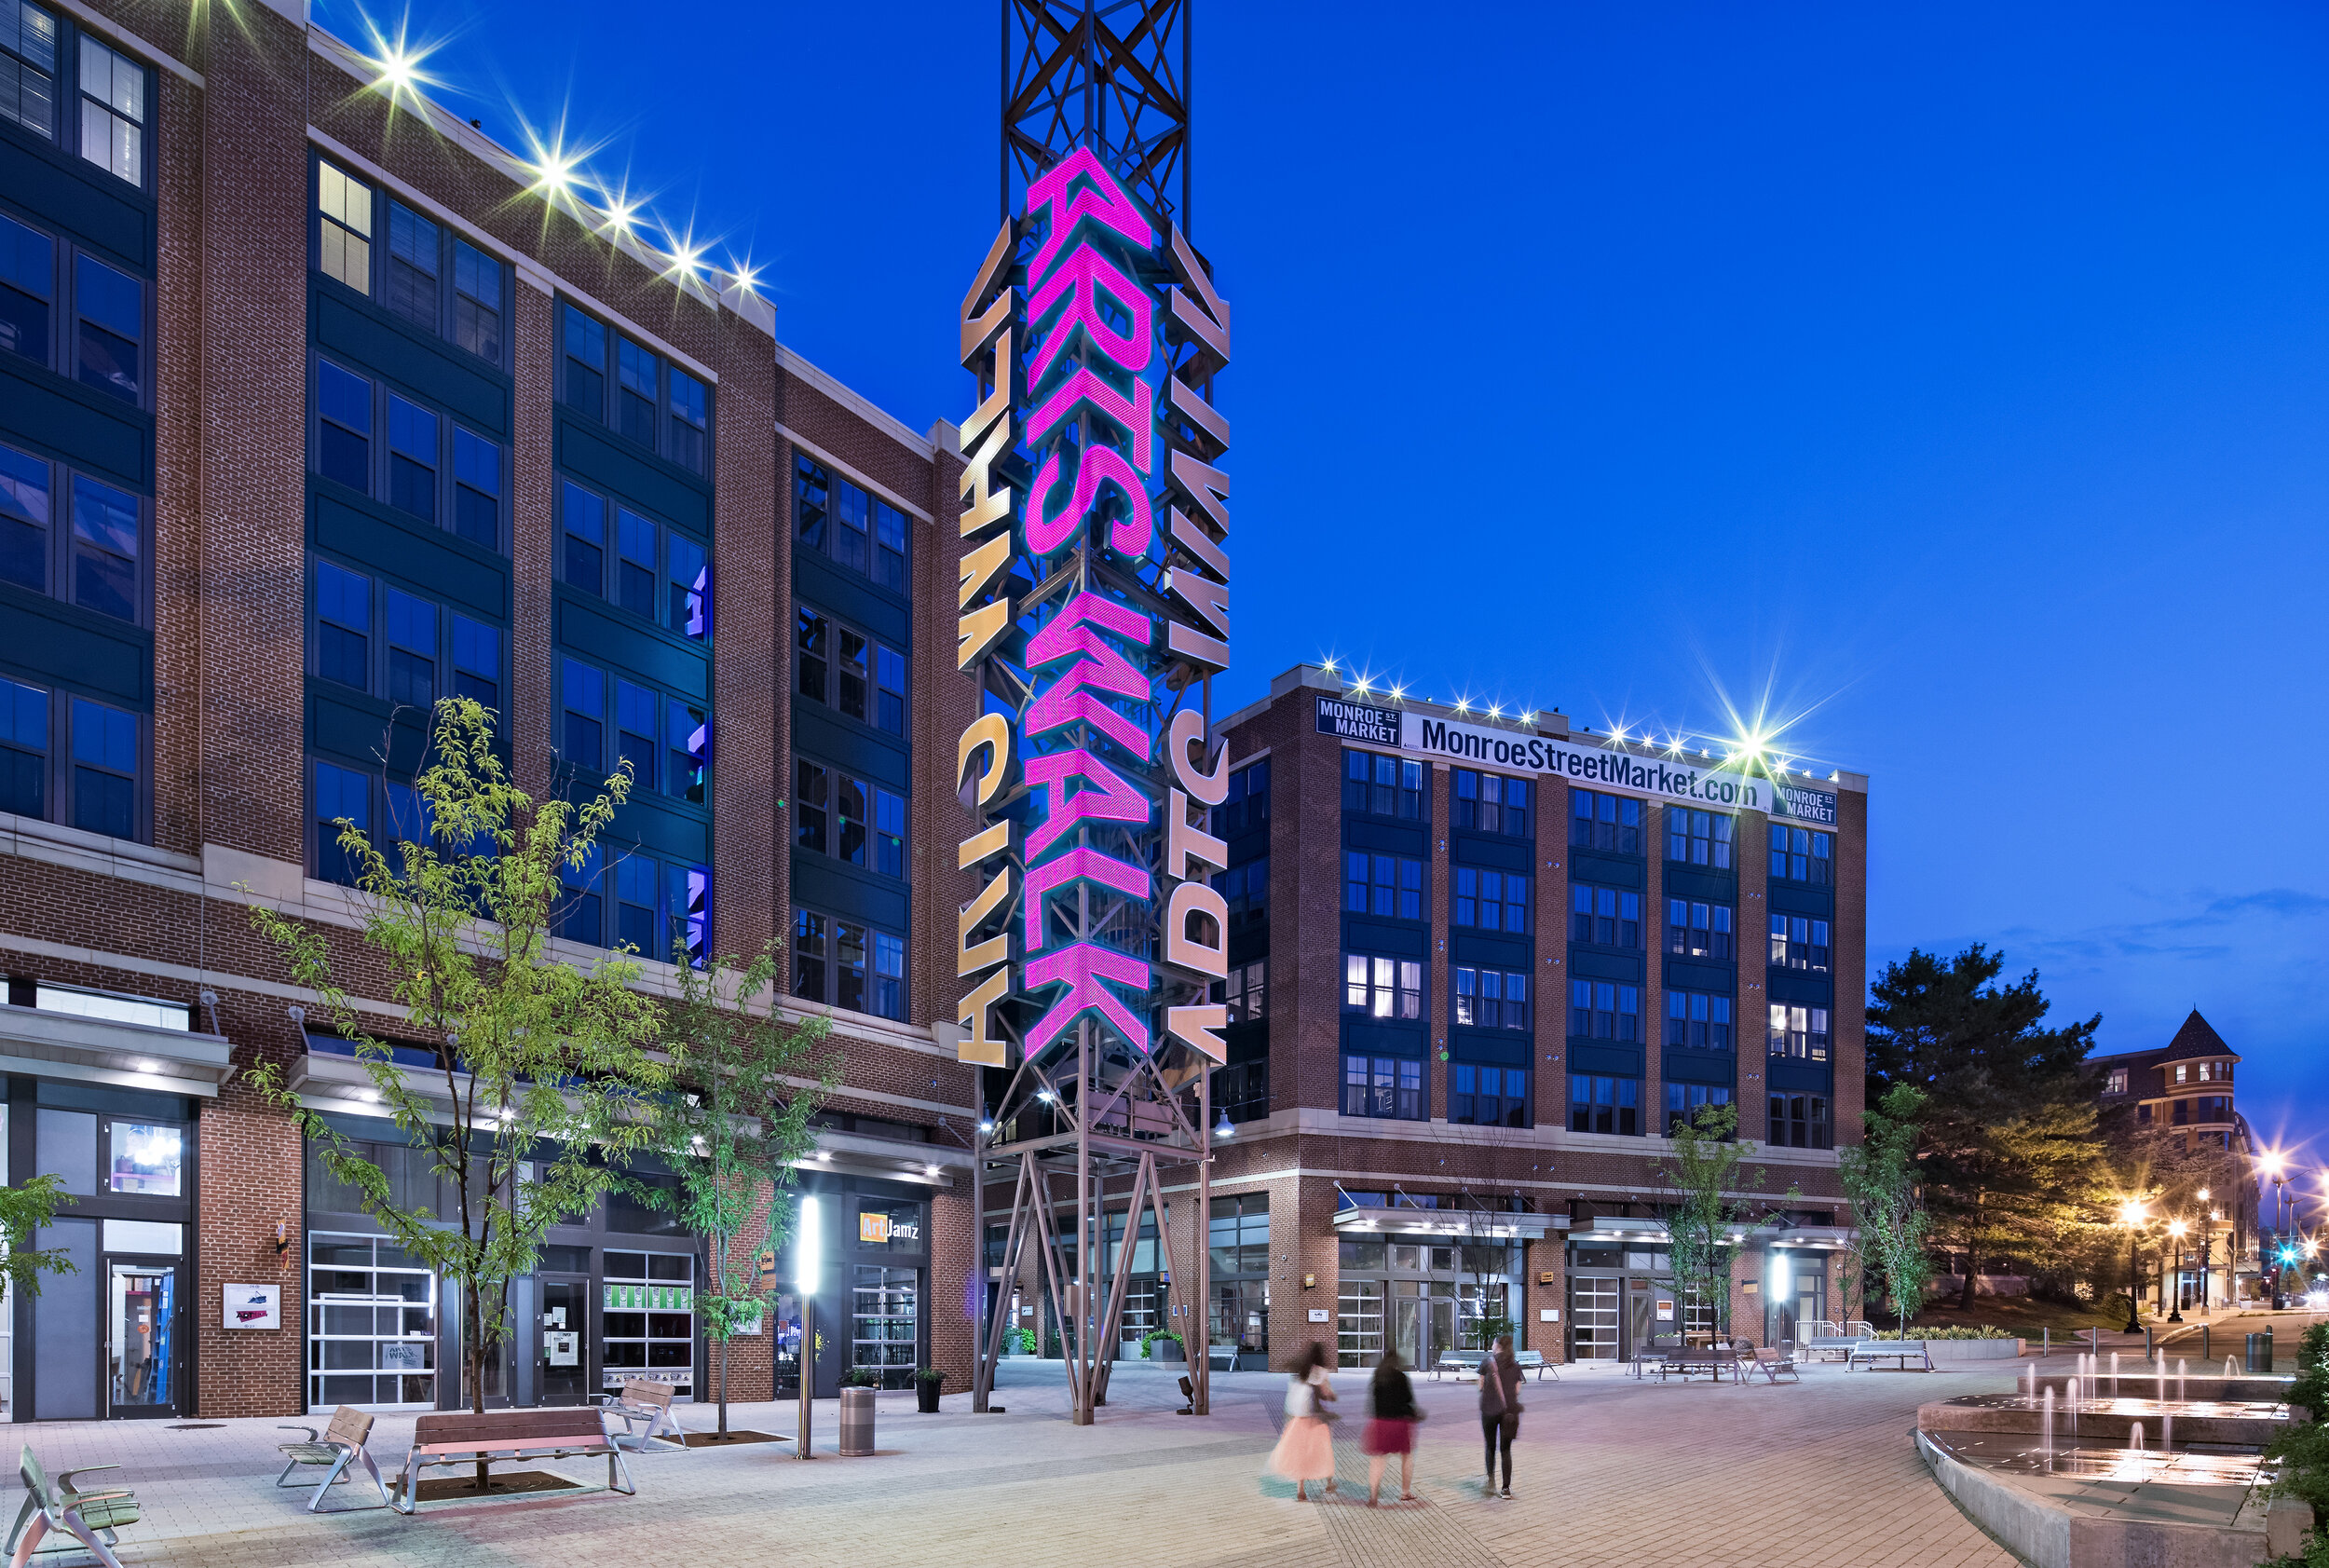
(953, 149), (1234, 1070)
(1315, 697), (1839, 824)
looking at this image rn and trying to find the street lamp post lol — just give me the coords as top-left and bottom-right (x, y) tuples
(2167, 1220), (2187, 1322)
(2198, 1188), (2213, 1316)
(2119, 1200), (2146, 1334)
(796, 1194), (822, 1462)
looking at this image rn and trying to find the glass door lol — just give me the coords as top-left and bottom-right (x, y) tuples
(536, 1275), (592, 1405)
(1336, 1279), (1383, 1369)
(1392, 1282), (1424, 1368)
(106, 1263), (178, 1418)
(851, 1265), (919, 1390)
(1569, 1276), (1619, 1358)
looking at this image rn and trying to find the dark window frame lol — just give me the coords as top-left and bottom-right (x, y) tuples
(310, 350), (511, 557)
(310, 156), (510, 373)
(1342, 748), (1424, 821)
(794, 602), (906, 739)
(792, 454), (906, 596)
(788, 905), (906, 1021)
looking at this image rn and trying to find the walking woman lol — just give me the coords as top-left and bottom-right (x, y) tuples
(1478, 1334), (1524, 1497)
(1268, 1341), (1341, 1501)
(1362, 1349), (1420, 1506)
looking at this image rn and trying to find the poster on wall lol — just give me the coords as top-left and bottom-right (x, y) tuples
(224, 1284), (279, 1329)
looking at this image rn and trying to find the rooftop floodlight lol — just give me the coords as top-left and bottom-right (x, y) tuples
(533, 151), (578, 198)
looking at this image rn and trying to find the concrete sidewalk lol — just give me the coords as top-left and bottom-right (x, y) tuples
(2, 1358), (2021, 1567)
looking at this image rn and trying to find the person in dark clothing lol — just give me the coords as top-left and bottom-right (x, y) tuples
(1477, 1335), (1524, 1497)
(1362, 1350), (1420, 1505)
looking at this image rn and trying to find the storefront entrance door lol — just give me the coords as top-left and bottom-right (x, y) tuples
(1393, 1289), (1424, 1369)
(106, 1262), (179, 1419)
(535, 1275), (592, 1405)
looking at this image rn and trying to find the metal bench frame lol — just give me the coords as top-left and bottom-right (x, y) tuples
(1846, 1338), (1934, 1372)
(7, 1446), (140, 1568)
(276, 1405), (392, 1513)
(393, 1410), (635, 1514)
(1750, 1345), (1802, 1384)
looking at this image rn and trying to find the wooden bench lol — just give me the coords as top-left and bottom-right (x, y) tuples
(276, 1405), (392, 1512)
(1847, 1338), (1933, 1372)
(393, 1408), (635, 1513)
(6, 1446), (141, 1568)
(598, 1378), (687, 1452)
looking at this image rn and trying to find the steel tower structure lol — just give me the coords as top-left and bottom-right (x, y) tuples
(960, 0), (1230, 1426)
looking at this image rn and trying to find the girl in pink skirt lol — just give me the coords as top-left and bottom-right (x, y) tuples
(1267, 1342), (1340, 1500)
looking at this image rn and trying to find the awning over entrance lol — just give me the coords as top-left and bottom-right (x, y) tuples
(1331, 1207), (1559, 1241)
(0, 1003), (234, 1097)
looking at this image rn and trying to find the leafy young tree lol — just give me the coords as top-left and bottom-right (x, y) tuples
(1865, 944), (2100, 1305)
(244, 700), (666, 1479)
(1656, 1101), (1770, 1348)
(0, 1175), (77, 1303)
(1839, 1083), (1932, 1333)
(631, 947), (836, 1438)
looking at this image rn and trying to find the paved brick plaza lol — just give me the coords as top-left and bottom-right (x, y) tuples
(13, 1361), (2017, 1568)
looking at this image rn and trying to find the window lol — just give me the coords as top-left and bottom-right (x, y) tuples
(1665, 990), (1733, 1050)
(76, 35), (142, 184)
(796, 607), (904, 731)
(305, 1233), (439, 1411)
(1570, 788), (1641, 852)
(666, 698), (706, 804)
(1215, 857), (1268, 940)
(1209, 1193), (1271, 1275)
(0, 211), (51, 364)
(2104, 1067), (2128, 1096)
(563, 305), (606, 417)
(69, 473), (136, 620)
(1452, 770), (1532, 838)
(1342, 1055), (1423, 1120)
(791, 908), (902, 1019)
(1452, 866), (1529, 932)
(385, 202), (439, 331)
(1769, 915), (1831, 972)
(383, 590), (441, 708)
(1770, 825), (1832, 884)
(453, 428), (498, 550)
(669, 368), (706, 474)
(872, 932), (905, 1020)
(68, 694), (131, 836)
(615, 681), (658, 790)
(1211, 758), (1270, 837)
(1343, 750), (1423, 819)
(1452, 967), (1529, 1030)
(311, 759), (369, 884)
(314, 560), (369, 690)
(1769, 1094), (1831, 1150)
(1567, 980), (1639, 1041)
(794, 455), (826, 552)
(556, 845), (710, 964)
(616, 509), (656, 617)
(872, 496), (906, 592)
(667, 533), (707, 639)
(74, 252), (140, 404)
(453, 615), (498, 712)
(1665, 1082), (1732, 1133)
(1666, 809), (1733, 868)
(1570, 884), (1640, 948)
(562, 658), (603, 770)
(0, 674), (47, 817)
(1343, 851), (1421, 920)
(2172, 1063), (2185, 1084)
(617, 338), (658, 448)
(0, 0), (57, 140)
(1218, 958), (1266, 1022)
(317, 160), (373, 294)
(386, 395), (437, 524)
(318, 361), (372, 492)
(0, 439), (48, 590)
(1451, 1064), (1529, 1128)
(1570, 1074), (1641, 1136)
(834, 476), (869, 575)
(790, 759), (900, 876)
(2192, 1096), (2231, 1124)
(560, 481), (606, 593)
(1342, 954), (1422, 1020)
(1667, 899), (1735, 960)
(453, 239), (500, 363)
(1767, 1003), (1831, 1062)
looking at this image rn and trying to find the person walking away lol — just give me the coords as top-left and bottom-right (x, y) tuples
(1363, 1349), (1421, 1505)
(1478, 1334), (1524, 1497)
(1268, 1341), (1341, 1501)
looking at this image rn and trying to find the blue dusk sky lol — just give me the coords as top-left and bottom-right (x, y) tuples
(331, 1), (2329, 1153)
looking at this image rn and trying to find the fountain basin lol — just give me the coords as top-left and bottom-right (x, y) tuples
(2027, 1373), (2295, 1407)
(1919, 1394), (2292, 1448)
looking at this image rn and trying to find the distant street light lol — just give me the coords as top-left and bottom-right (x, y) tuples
(2119, 1199), (2146, 1334)
(2167, 1220), (2188, 1322)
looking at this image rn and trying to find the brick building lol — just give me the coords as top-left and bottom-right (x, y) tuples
(0, 0), (981, 1421)
(1139, 665), (1873, 1370)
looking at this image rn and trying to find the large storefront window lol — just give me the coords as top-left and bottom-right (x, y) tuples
(1209, 1193), (1270, 1364)
(603, 1251), (694, 1398)
(779, 1182), (928, 1399)
(1335, 1232), (1521, 1369)
(306, 1234), (438, 1410)
(852, 1265), (918, 1389)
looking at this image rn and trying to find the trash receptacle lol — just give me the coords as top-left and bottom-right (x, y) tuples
(839, 1386), (876, 1455)
(2247, 1332), (2271, 1372)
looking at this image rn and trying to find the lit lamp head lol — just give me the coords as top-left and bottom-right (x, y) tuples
(2118, 1199), (2145, 1227)
(2169, 1219), (2187, 1239)
(796, 1195), (822, 1298)
(1769, 1250), (1791, 1301)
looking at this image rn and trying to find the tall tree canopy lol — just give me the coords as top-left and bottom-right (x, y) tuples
(1866, 944), (2107, 1305)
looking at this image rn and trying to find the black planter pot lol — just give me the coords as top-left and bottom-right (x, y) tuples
(1157, 1339), (1185, 1363)
(916, 1378), (944, 1412)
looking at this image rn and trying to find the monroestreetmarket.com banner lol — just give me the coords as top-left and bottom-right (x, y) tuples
(1315, 696), (1838, 825)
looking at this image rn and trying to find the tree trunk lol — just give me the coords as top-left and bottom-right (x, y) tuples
(1957, 1210), (1980, 1311)
(715, 1231), (730, 1436)
(467, 1278), (490, 1491)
